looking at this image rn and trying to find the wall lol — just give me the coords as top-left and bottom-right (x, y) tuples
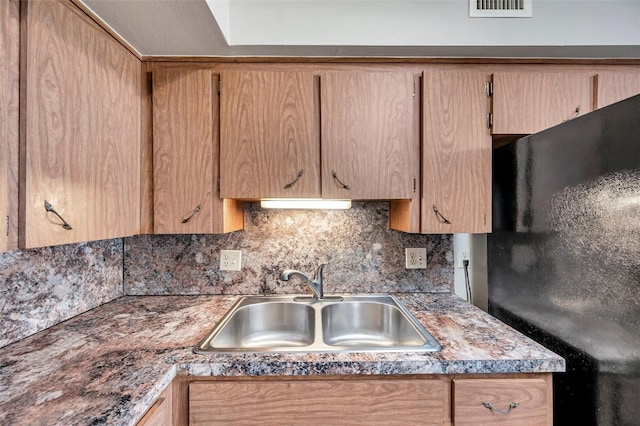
(0, 239), (124, 348)
(228, 0), (640, 47)
(0, 202), (453, 349)
(125, 202), (453, 295)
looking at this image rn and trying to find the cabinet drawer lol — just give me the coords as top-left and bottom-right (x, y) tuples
(453, 378), (551, 425)
(190, 378), (447, 425)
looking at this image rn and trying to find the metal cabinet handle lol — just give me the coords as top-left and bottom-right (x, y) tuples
(181, 205), (201, 224)
(482, 401), (519, 415)
(331, 170), (351, 190)
(432, 205), (451, 224)
(283, 169), (304, 189)
(44, 201), (72, 230)
(564, 106), (580, 122)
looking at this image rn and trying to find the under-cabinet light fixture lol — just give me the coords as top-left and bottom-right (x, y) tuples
(260, 199), (352, 210)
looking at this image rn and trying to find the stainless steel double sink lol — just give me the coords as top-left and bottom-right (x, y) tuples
(194, 295), (441, 353)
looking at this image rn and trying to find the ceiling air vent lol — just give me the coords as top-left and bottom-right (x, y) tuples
(470, 0), (532, 17)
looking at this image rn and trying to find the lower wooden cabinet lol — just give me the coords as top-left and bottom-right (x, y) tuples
(453, 377), (552, 426)
(143, 373), (552, 425)
(189, 378), (449, 425)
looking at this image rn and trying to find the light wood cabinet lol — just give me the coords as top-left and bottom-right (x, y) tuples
(220, 70), (320, 199)
(492, 70), (596, 135)
(0, 0), (19, 253)
(218, 68), (420, 232)
(595, 71), (640, 109)
(453, 376), (552, 425)
(320, 71), (420, 201)
(422, 69), (492, 234)
(152, 67), (243, 234)
(220, 70), (419, 201)
(20, 0), (141, 248)
(137, 375), (189, 426)
(137, 394), (169, 426)
(189, 377), (449, 425)
(184, 373), (552, 425)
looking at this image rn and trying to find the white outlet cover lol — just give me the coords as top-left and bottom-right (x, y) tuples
(405, 247), (427, 269)
(220, 249), (242, 271)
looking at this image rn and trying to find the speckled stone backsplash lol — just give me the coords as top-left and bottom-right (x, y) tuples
(0, 239), (124, 348)
(125, 202), (453, 295)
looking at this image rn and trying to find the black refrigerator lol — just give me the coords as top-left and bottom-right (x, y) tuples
(489, 94), (640, 425)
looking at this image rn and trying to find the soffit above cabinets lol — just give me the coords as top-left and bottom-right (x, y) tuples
(78, 0), (640, 58)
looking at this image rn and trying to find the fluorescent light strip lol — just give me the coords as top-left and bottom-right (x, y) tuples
(260, 199), (352, 210)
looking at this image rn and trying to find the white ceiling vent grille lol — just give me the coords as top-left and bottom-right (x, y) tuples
(470, 0), (532, 17)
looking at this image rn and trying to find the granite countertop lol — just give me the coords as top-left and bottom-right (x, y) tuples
(0, 293), (565, 425)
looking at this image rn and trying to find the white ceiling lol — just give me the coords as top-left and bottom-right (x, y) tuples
(80, 0), (640, 58)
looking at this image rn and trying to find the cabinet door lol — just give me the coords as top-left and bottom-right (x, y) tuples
(321, 71), (420, 200)
(20, 0), (141, 248)
(596, 71), (640, 109)
(492, 71), (595, 135)
(453, 377), (552, 425)
(0, 0), (19, 252)
(220, 70), (320, 199)
(190, 378), (447, 425)
(423, 69), (492, 234)
(153, 68), (243, 234)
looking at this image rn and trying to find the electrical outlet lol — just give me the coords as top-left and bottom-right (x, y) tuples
(405, 248), (427, 269)
(457, 250), (470, 269)
(220, 249), (242, 271)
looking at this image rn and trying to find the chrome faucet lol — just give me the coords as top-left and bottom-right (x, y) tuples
(280, 264), (326, 300)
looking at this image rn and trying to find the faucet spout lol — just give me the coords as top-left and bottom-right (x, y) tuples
(279, 264), (327, 300)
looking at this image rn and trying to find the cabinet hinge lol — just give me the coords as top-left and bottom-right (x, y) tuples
(413, 177), (417, 193)
(5, 216), (9, 237)
(412, 81), (416, 97)
(485, 80), (493, 98)
(487, 112), (493, 129)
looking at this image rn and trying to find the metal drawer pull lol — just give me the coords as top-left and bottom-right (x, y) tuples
(44, 201), (72, 230)
(283, 169), (304, 189)
(331, 170), (351, 190)
(482, 401), (519, 415)
(181, 205), (201, 224)
(564, 106), (580, 122)
(432, 205), (451, 224)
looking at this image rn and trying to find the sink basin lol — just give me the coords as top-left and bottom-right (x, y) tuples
(194, 295), (440, 353)
(321, 300), (429, 348)
(203, 301), (315, 350)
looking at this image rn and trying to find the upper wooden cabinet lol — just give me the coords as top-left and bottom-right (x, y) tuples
(0, 0), (19, 253)
(422, 69), (492, 234)
(492, 70), (596, 135)
(153, 67), (243, 234)
(220, 70), (320, 199)
(20, 0), (141, 248)
(320, 71), (420, 200)
(220, 70), (420, 204)
(595, 71), (640, 109)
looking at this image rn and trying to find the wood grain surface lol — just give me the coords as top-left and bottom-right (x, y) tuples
(0, 0), (20, 252)
(595, 70), (640, 109)
(453, 376), (552, 425)
(220, 70), (320, 199)
(492, 70), (595, 134)
(152, 67), (215, 233)
(320, 71), (419, 200)
(189, 378), (447, 425)
(422, 69), (492, 234)
(20, 0), (141, 248)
